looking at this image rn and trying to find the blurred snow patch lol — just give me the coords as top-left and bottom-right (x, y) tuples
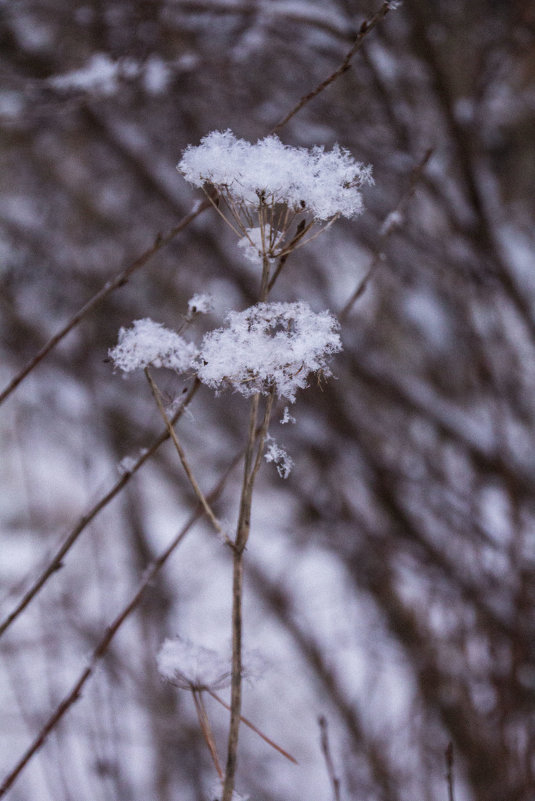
(49, 53), (123, 95)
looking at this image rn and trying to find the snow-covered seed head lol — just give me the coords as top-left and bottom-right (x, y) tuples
(109, 318), (198, 373)
(196, 301), (342, 402)
(157, 638), (231, 691)
(178, 130), (373, 262)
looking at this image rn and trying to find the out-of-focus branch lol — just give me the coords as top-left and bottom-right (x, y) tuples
(340, 148), (433, 319)
(271, 1), (395, 134)
(0, 381), (200, 638)
(0, 451), (241, 798)
(0, 202), (209, 406)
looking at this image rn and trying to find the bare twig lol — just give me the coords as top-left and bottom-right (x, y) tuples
(192, 690), (224, 780)
(0, 452), (241, 798)
(145, 369), (232, 546)
(0, 201), (210, 406)
(271, 1), (394, 135)
(0, 381), (200, 639)
(340, 148), (433, 320)
(319, 715), (341, 801)
(207, 689), (298, 765)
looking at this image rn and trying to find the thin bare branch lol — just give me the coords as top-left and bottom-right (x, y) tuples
(271, 1), (394, 135)
(0, 381), (200, 639)
(340, 148), (433, 320)
(207, 689), (298, 765)
(145, 369), (232, 546)
(0, 451), (241, 798)
(0, 201), (210, 406)
(319, 715), (341, 801)
(445, 742), (456, 801)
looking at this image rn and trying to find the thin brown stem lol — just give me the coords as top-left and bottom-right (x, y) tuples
(221, 392), (274, 801)
(319, 715), (341, 801)
(445, 742), (456, 801)
(145, 369), (232, 546)
(207, 690), (297, 765)
(340, 148), (433, 320)
(192, 690), (224, 780)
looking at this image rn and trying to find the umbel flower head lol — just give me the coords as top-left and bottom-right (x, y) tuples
(178, 130), (373, 264)
(178, 129), (373, 221)
(157, 638), (231, 691)
(196, 301), (342, 403)
(109, 318), (198, 373)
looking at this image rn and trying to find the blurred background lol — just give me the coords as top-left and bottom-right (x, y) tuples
(1, 1), (535, 799)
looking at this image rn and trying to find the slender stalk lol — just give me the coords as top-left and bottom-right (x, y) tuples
(207, 690), (297, 765)
(145, 369), (232, 546)
(221, 392), (274, 801)
(192, 690), (224, 780)
(319, 715), (341, 801)
(445, 742), (456, 801)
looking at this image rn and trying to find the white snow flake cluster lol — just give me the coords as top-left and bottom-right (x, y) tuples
(196, 301), (342, 402)
(109, 318), (197, 373)
(157, 638), (231, 690)
(264, 435), (294, 479)
(178, 129), (373, 220)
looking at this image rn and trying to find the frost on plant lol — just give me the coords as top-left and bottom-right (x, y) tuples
(109, 318), (198, 373)
(157, 638), (231, 691)
(178, 130), (373, 221)
(237, 227), (273, 266)
(196, 301), (342, 402)
(264, 435), (294, 479)
(177, 131), (373, 264)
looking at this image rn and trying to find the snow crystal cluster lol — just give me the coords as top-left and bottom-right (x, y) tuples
(157, 638), (231, 691)
(178, 129), (373, 221)
(264, 435), (294, 479)
(196, 301), (342, 402)
(109, 318), (197, 373)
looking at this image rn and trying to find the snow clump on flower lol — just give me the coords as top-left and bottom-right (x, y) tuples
(178, 130), (373, 220)
(196, 301), (342, 402)
(109, 318), (198, 373)
(157, 638), (231, 690)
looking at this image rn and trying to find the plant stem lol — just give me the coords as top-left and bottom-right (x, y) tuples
(221, 392), (273, 801)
